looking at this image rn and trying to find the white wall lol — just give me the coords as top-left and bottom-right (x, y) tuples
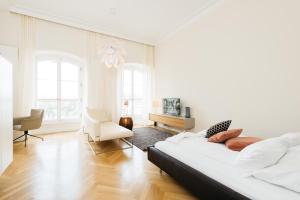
(0, 10), (20, 47)
(0, 11), (22, 118)
(155, 0), (300, 138)
(0, 55), (13, 174)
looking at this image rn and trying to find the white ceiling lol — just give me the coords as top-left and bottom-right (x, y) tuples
(8, 0), (218, 45)
(0, 0), (12, 10)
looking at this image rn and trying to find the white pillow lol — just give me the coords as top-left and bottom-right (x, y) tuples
(279, 132), (300, 147)
(197, 130), (207, 137)
(235, 137), (288, 171)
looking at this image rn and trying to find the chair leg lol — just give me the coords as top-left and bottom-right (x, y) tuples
(25, 133), (27, 147)
(14, 131), (43, 147)
(121, 138), (133, 148)
(27, 133), (44, 141)
(87, 134), (133, 155)
(13, 134), (25, 141)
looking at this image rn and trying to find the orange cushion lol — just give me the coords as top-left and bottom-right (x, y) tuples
(208, 129), (243, 143)
(225, 137), (262, 151)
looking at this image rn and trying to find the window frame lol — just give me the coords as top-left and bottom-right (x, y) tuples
(35, 53), (83, 124)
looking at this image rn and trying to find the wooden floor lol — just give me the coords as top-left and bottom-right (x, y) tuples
(0, 132), (197, 200)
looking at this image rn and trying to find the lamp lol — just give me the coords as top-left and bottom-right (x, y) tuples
(124, 99), (129, 106)
(100, 42), (126, 68)
(123, 99), (129, 116)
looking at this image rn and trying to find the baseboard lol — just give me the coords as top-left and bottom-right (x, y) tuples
(13, 122), (81, 137)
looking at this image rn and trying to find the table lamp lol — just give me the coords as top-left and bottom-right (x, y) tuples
(123, 99), (129, 116)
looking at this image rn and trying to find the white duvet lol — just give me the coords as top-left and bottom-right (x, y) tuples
(155, 132), (300, 200)
(251, 145), (300, 193)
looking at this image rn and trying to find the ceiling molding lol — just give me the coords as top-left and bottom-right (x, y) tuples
(10, 1), (221, 46)
(155, 0), (222, 45)
(10, 5), (155, 46)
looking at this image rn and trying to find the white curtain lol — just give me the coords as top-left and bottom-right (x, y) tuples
(16, 16), (36, 116)
(84, 33), (118, 121)
(85, 32), (104, 110)
(145, 45), (155, 124)
(14, 15), (154, 127)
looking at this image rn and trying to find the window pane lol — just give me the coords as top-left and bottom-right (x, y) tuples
(133, 99), (144, 115)
(61, 100), (81, 119)
(37, 60), (57, 99)
(127, 100), (133, 115)
(61, 62), (79, 81)
(37, 60), (57, 80)
(36, 57), (82, 122)
(37, 80), (57, 99)
(61, 81), (79, 99)
(133, 70), (143, 98)
(122, 66), (147, 118)
(123, 70), (132, 99)
(36, 100), (57, 120)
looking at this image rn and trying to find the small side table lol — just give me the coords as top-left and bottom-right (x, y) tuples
(119, 117), (133, 130)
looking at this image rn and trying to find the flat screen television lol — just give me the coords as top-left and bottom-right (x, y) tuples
(162, 98), (180, 116)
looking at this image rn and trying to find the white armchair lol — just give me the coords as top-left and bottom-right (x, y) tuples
(84, 108), (134, 154)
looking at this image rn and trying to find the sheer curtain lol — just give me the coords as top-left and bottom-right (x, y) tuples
(145, 45), (155, 125)
(85, 32), (103, 110)
(16, 16), (36, 116)
(84, 33), (119, 121)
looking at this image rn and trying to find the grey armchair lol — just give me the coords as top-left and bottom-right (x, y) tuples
(13, 109), (44, 147)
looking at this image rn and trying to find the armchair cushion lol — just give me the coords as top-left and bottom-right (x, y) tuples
(84, 108), (133, 142)
(100, 122), (133, 141)
(20, 117), (43, 131)
(13, 109), (44, 131)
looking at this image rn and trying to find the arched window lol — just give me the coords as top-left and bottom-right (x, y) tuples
(121, 63), (150, 123)
(35, 54), (83, 122)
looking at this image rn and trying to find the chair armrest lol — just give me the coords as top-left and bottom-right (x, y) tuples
(84, 113), (102, 141)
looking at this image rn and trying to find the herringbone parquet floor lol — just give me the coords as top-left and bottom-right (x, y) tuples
(0, 132), (197, 200)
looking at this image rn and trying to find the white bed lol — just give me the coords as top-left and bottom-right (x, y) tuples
(155, 136), (300, 200)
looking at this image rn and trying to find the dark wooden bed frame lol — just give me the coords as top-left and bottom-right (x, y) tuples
(147, 146), (250, 200)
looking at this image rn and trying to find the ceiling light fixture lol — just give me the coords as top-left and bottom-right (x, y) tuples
(100, 44), (125, 68)
(108, 7), (117, 16)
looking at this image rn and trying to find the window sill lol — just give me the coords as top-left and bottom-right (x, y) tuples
(42, 119), (81, 125)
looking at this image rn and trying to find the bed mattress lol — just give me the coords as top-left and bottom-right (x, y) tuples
(155, 136), (300, 200)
